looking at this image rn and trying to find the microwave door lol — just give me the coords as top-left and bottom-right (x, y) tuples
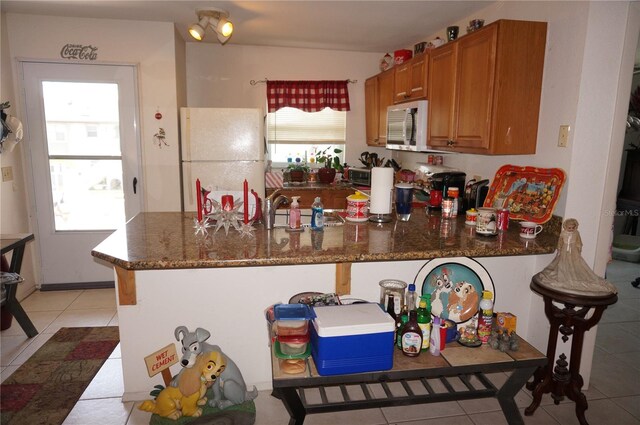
(407, 108), (417, 146)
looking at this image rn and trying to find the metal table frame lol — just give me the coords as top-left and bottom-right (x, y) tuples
(1, 233), (38, 337)
(272, 339), (546, 425)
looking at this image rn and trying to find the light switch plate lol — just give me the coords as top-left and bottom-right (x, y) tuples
(1, 166), (13, 182)
(558, 125), (570, 148)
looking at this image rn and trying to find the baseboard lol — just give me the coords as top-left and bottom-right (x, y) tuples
(39, 281), (115, 291)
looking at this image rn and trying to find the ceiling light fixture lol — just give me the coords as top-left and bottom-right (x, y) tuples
(188, 8), (233, 44)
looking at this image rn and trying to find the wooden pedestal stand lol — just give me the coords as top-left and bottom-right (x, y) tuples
(525, 276), (618, 425)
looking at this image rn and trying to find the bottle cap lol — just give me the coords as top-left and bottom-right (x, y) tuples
(408, 283), (415, 291)
(482, 290), (492, 299)
(314, 197), (321, 202)
(433, 317), (441, 325)
(419, 299), (427, 308)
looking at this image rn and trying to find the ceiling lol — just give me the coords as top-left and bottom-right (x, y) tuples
(0, 1), (493, 52)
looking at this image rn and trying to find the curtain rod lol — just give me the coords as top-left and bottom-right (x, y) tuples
(250, 78), (357, 85)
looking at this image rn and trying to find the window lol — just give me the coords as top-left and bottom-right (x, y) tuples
(267, 107), (346, 166)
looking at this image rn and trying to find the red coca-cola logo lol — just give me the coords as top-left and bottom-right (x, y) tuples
(60, 44), (98, 60)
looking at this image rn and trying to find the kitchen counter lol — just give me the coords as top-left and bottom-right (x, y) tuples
(92, 212), (561, 271)
(91, 211), (561, 401)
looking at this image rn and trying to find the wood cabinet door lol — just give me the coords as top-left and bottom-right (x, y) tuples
(408, 54), (427, 100)
(393, 62), (411, 103)
(453, 25), (497, 150)
(365, 76), (380, 146)
(428, 44), (457, 147)
(377, 70), (395, 146)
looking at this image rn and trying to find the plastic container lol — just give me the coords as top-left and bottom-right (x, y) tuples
(277, 333), (310, 355)
(274, 303), (315, 337)
(311, 197), (324, 230)
(310, 303), (395, 376)
(405, 283), (418, 312)
(289, 196), (301, 230)
(429, 317), (442, 356)
(477, 290), (494, 343)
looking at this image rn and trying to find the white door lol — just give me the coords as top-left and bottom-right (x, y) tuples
(21, 61), (142, 286)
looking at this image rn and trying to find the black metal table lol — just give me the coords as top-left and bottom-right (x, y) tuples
(272, 338), (546, 425)
(1, 233), (38, 337)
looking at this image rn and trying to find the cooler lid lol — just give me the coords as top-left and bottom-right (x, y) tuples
(312, 303), (395, 337)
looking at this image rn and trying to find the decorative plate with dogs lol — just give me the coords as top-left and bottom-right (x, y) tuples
(415, 257), (495, 327)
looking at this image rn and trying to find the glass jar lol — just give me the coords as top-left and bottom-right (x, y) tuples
(379, 279), (407, 313)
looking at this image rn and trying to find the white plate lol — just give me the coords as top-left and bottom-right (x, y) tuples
(345, 215), (369, 223)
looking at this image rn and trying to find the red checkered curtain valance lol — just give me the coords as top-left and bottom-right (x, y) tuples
(266, 80), (350, 113)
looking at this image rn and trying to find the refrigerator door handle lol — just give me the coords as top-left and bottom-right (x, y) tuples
(133, 177), (138, 194)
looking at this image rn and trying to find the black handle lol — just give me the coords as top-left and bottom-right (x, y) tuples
(133, 177), (138, 194)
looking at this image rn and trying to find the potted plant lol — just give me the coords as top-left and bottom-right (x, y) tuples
(316, 147), (343, 184)
(286, 162), (310, 183)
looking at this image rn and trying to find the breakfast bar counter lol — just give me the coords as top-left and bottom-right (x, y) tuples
(92, 212), (560, 271)
(91, 211), (560, 401)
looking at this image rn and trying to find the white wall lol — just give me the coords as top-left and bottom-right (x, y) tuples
(185, 43), (385, 167)
(5, 13), (182, 213)
(0, 13), (36, 298)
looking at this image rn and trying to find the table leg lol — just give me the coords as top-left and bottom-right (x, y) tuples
(3, 284), (38, 338)
(498, 367), (536, 425)
(277, 387), (307, 425)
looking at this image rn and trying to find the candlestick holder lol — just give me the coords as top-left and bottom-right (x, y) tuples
(193, 217), (211, 236)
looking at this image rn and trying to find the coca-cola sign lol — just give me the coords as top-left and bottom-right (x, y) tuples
(60, 44), (98, 61)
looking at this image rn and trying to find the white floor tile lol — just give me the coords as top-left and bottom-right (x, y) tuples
(0, 334), (34, 366)
(612, 395), (640, 419)
(62, 398), (134, 425)
(21, 290), (83, 312)
(43, 308), (116, 334)
(68, 288), (117, 310)
(0, 310), (61, 337)
(595, 323), (640, 354)
(109, 343), (122, 359)
(80, 358), (124, 400)
(126, 403), (152, 425)
(469, 407), (560, 425)
(542, 397), (640, 425)
(254, 391), (292, 425)
(382, 400), (464, 422)
(1, 364), (19, 382)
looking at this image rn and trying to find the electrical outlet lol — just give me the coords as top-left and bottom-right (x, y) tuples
(1, 166), (13, 182)
(558, 125), (570, 148)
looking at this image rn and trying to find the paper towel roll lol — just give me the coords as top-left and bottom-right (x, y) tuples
(369, 167), (394, 214)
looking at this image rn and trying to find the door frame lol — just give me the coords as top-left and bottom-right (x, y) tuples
(17, 58), (144, 289)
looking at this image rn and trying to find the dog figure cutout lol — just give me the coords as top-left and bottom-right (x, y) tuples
(174, 326), (258, 410)
(139, 351), (225, 420)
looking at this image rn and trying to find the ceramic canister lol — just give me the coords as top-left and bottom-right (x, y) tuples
(346, 192), (369, 221)
(475, 207), (498, 235)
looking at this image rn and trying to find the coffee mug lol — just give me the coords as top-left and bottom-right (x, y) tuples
(519, 221), (543, 239)
(476, 207), (498, 235)
(429, 189), (443, 208)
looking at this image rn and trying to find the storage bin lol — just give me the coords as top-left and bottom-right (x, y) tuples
(310, 303), (395, 376)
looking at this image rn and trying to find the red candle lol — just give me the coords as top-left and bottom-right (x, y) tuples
(196, 179), (202, 221)
(221, 195), (234, 211)
(243, 179), (249, 224)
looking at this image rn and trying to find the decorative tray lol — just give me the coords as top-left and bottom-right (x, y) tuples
(483, 165), (566, 224)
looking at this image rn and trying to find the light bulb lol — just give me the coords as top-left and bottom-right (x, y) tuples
(188, 24), (205, 41)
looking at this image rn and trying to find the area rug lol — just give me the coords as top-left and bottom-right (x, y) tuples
(0, 326), (119, 425)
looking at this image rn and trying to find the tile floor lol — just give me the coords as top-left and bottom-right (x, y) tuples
(1, 260), (639, 424)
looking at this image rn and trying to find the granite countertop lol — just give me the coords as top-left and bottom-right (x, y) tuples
(269, 182), (356, 190)
(92, 212), (561, 271)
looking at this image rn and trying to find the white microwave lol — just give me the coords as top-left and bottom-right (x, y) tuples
(386, 100), (429, 152)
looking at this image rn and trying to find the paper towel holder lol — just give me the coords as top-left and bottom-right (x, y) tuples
(369, 213), (392, 223)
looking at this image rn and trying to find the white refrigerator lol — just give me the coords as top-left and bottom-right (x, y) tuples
(180, 107), (266, 214)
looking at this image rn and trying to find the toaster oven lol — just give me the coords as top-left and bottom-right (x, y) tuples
(349, 168), (372, 186)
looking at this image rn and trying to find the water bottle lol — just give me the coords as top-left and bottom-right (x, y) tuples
(311, 197), (324, 230)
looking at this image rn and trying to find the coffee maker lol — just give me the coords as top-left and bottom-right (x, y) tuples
(429, 172), (466, 212)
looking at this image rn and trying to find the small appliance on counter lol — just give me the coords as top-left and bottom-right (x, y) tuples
(348, 167), (372, 187)
(464, 179), (490, 211)
(429, 171), (467, 212)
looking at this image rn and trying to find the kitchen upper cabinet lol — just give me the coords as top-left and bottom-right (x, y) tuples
(393, 52), (428, 103)
(428, 20), (547, 155)
(365, 69), (394, 147)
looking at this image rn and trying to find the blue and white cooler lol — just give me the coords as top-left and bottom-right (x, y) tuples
(310, 303), (396, 376)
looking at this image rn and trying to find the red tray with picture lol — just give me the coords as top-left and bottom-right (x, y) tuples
(483, 165), (566, 224)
